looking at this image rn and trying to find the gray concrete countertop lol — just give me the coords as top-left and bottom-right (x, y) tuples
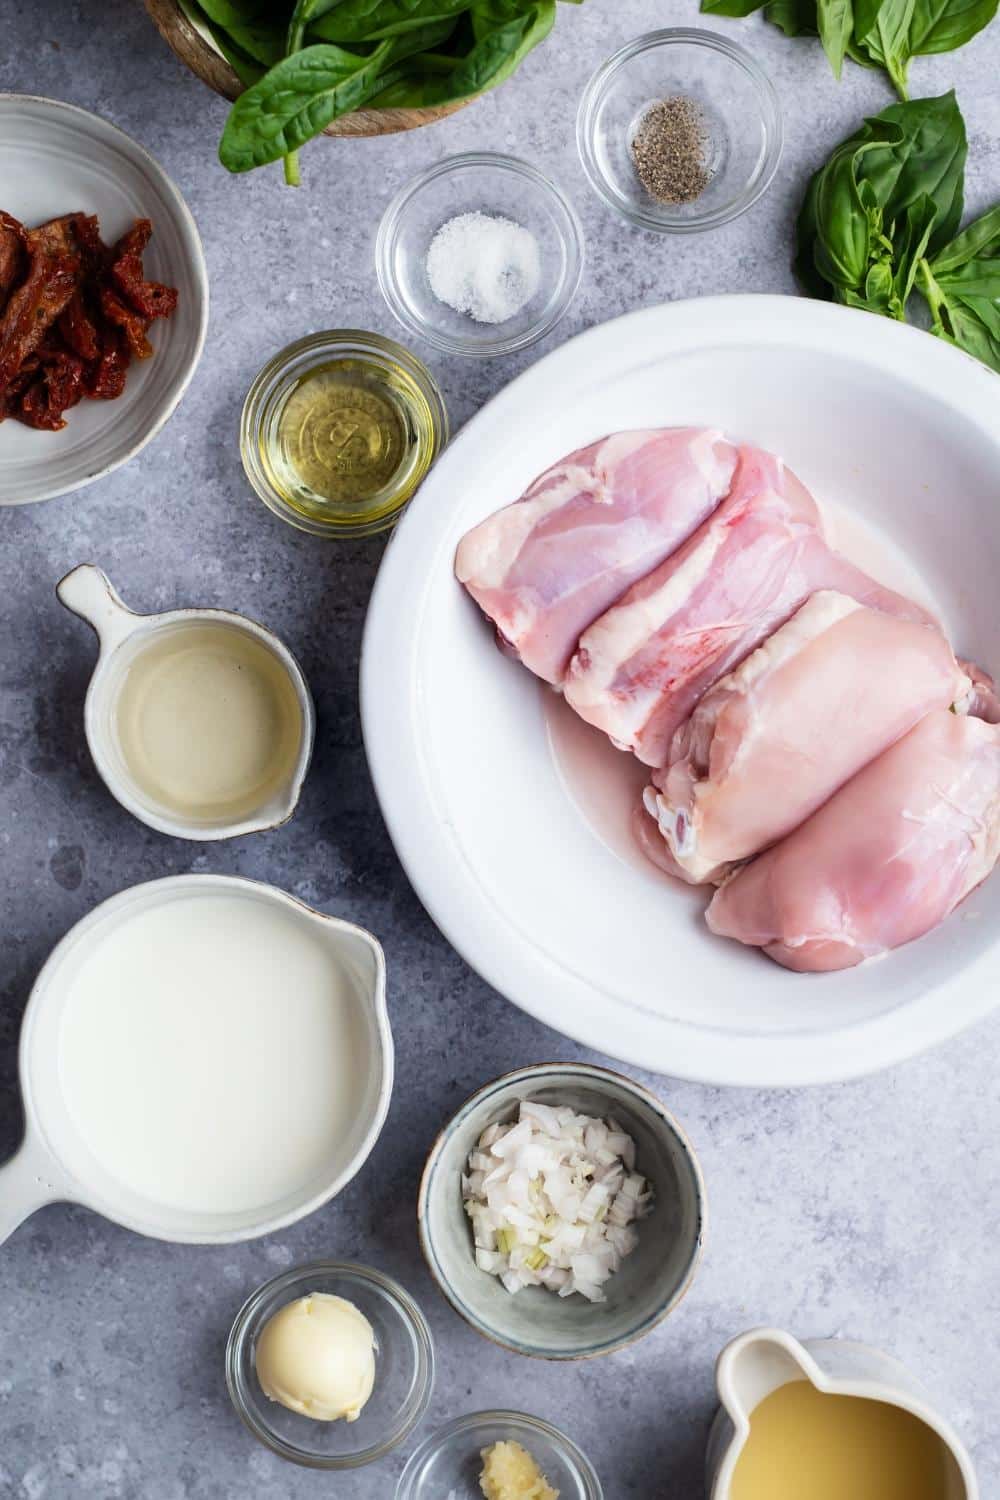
(2, 3), (999, 1495)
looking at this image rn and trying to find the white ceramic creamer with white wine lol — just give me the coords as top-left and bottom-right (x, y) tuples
(707, 1328), (978, 1500)
(57, 563), (314, 840)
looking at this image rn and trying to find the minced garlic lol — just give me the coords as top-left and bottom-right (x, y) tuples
(479, 1440), (559, 1500)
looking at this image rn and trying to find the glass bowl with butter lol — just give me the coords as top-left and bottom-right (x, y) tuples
(241, 331), (448, 538)
(226, 1261), (435, 1469)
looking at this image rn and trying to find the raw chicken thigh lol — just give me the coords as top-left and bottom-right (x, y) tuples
(706, 711), (1000, 972)
(644, 592), (970, 884)
(564, 446), (938, 766)
(454, 427), (738, 684)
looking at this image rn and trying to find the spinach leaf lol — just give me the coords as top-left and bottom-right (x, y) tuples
(218, 22), (453, 172)
(195, 8), (267, 83)
(374, 0), (554, 105)
(309, 0), (474, 41)
(221, 17), (287, 65)
(765, 0), (818, 32)
(286, 0), (350, 52)
(196, 0), (270, 27)
(699, 0), (767, 15)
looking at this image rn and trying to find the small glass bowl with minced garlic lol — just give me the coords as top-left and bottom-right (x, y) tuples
(241, 331), (448, 538)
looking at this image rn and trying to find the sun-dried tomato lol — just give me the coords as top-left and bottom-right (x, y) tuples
(0, 212), (26, 308)
(0, 208), (177, 428)
(68, 213), (111, 276)
(58, 289), (101, 362)
(87, 324), (130, 400)
(18, 347), (86, 430)
(109, 218), (179, 322)
(99, 284), (153, 360)
(0, 216), (82, 393)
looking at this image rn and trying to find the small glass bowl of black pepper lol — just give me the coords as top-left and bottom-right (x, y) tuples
(577, 28), (782, 233)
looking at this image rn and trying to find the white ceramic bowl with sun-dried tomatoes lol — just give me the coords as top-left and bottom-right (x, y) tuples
(0, 95), (208, 505)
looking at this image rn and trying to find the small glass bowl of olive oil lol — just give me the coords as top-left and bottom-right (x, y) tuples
(241, 331), (448, 538)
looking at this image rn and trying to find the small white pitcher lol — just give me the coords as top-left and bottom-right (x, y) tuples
(707, 1326), (978, 1499)
(57, 563), (315, 840)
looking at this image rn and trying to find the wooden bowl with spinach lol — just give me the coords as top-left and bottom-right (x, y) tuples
(145, 0), (573, 186)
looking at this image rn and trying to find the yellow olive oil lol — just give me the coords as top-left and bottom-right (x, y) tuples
(258, 356), (439, 533)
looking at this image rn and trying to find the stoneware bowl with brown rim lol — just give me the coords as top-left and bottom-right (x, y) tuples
(418, 1062), (707, 1360)
(144, 0), (470, 139)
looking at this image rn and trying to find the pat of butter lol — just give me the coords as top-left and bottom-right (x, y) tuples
(255, 1293), (375, 1423)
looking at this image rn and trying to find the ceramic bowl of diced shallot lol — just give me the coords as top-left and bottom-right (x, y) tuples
(418, 1062), (706, 1360)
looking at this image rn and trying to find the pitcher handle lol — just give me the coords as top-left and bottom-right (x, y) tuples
(0, 1136), (66, 1246)
(57, 564), (140, 651)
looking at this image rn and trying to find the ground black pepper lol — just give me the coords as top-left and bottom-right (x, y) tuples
(630, 96), (710, 205)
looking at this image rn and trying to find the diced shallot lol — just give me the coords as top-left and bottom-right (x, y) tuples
(462, 1098), (653, 1301)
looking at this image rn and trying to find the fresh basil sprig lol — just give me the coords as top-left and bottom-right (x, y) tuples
(796, 92), (1000, 375)
(701, 0), (998, 98)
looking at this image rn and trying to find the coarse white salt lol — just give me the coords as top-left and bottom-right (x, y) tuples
(425, 211), (541, 326)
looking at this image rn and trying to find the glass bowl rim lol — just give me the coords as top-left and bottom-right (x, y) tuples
(239, 329), (448, 539)
(576, 26), (783, 234)
(417, 1061), (708, 1361)
(394, 1407), (604, 1500)
(374, 150), (585, 358)
(225, 1258), (436, 1469)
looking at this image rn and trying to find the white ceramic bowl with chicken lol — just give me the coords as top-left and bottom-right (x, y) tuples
(361, 295), (1000, 1087)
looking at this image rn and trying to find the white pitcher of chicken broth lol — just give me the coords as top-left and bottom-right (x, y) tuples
(707, 1327), (978, 1500)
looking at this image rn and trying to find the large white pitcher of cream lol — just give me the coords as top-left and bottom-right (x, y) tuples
(707, 1327), (978, 1500)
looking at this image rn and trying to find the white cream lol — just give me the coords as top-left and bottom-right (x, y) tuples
(57, 894), (367, 1214)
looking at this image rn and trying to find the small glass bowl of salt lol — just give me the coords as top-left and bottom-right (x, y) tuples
(376, 152), (584, 358)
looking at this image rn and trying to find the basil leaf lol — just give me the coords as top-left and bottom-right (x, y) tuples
(908, 0), (999, 52)
(920, 261), (1000, 370)
(794, 92), (966, 321)
(817, 0), (854, 73)
(218, 24), (453, 171)
(891, 191), (939, 306)
(852, 0), (917, 96)
(917, 205), (1000, 371)
(853, 91), (966, 252)
(927, 202), (1000, 270)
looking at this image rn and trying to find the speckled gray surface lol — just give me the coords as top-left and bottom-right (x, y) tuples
(2, 3), (999, 1495)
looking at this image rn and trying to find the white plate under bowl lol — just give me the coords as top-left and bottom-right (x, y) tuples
(361, 295), (1000, 1089)
(0, 95), (208, 505)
